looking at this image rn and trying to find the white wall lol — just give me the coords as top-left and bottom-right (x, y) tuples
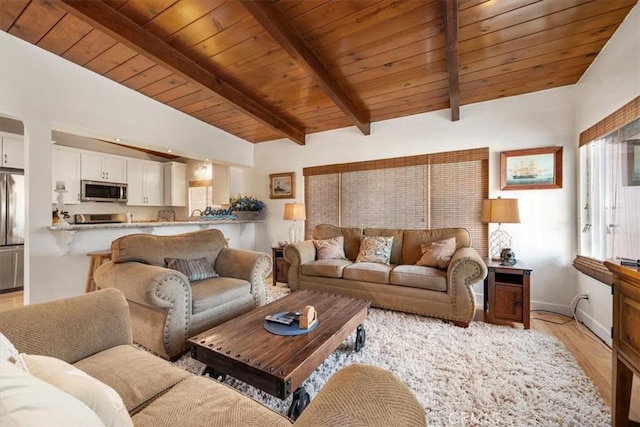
(250, 86), (578, 315)
(0, 32), (254, 166)
(0, 31), (256, 304)
(573, 3), (640, 346)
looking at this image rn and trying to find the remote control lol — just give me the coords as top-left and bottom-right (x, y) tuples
(265, 314), (295, 325)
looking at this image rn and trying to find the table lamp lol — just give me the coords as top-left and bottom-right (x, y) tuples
(284, 202), (306, 243)
(481, 197), (520, 260)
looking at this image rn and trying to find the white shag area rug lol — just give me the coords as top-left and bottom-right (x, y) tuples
(175, 286), (609, 426)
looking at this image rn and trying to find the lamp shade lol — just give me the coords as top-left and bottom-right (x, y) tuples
(481, 198), (520, 224)
(283, 202), (306, 221)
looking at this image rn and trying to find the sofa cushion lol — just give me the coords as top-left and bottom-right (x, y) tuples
(355, 235), (394, 265)
(364, 228), (404, 264)
(302, 259), (353, 278)
(344, 262), (394, 284)
(313, 224), (363, 261)
(23, 354), (132, 427)
(313, 236), (347, 260)
(73, 345), (190, 414)
(416, 237), (457, 269)
(403, 228), (471, 265)
(131, 376), (291, 427)
(111, 229), (227, 267)
(390, 265), (447, 291)
(191, 277), (251, 315)
(0, 333), (28, 372)
(1, 358), (105, 426)
(165, 257), (219, 281)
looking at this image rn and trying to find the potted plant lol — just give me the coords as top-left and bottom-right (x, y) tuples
(229, 194), (266, 220)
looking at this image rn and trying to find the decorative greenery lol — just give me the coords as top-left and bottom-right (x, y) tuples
(229, 194), (265, 212)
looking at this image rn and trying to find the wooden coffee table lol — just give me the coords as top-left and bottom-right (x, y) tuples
(188, 290), (370, 419)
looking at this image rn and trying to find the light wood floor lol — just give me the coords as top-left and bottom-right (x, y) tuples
(1, 290), (638, 421)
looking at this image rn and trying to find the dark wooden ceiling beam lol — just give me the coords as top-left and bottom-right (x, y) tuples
(240, 0), (371, 136)
(441, 0), (460, 121)
(56, 0), (306, 145)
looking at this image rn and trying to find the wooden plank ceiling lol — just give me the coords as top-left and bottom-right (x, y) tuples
(1, 0), (637, 145)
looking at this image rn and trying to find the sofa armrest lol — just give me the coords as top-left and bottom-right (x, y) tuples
(95, 261), (191, 310)
(284, 241), (316, 291)
(294, 364), (426, 427)
(446, 247), (488, 323)
(215, 248), (271, 307)
(0, 289), (132, 364)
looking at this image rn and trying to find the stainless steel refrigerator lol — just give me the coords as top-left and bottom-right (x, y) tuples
(0, 170), (24, 293)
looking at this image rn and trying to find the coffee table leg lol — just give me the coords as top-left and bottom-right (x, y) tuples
(203, 366), (227, 382)
(287, 386), (310, 420)
(355, 324), (366, 352)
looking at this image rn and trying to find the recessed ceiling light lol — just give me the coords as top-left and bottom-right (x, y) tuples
(205, 158), (210, 161)
(114, 138), (121, 142)
(167, 149), (172, 153)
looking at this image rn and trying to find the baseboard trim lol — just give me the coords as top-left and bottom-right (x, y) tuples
(474, 293), (611, 347)
(575, 307), (612, 347)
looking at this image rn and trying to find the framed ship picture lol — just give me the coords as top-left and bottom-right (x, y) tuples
(500, 147), (563, 190)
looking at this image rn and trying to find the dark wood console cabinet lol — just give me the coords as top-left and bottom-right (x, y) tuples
(605, 260), (640, 427)
(271, 246), (290, 285)
(484, 258), (532, 329)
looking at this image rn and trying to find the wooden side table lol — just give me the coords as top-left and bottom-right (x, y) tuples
(272, 246), (290, 285)
(605, 260), (640, 427)
(483, 258), (532, 329)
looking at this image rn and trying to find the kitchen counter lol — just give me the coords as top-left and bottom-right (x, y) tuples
(48, 218), (261, 231)
(47, 219), (263, 255)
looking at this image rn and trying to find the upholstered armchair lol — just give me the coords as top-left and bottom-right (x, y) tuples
(94, 229), (271, 360)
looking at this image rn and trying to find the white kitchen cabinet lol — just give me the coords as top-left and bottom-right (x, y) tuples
(1, 134), (24, 169)
(81, 152), (126, 183)
(164, 162), (186, 206)
(127, 159), (164, 206)
(52, 146), (81, 205)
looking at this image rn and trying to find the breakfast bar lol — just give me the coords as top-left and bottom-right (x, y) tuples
(48, 218), (262, 255)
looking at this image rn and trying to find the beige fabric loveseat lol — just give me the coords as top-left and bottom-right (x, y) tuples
(95, 229), (271, 360)
(285, 224), (487, 326)
(0, 289), (427, 426)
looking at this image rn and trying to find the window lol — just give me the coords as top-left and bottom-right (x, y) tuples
(188, 180), (213, 215)
(579, 118), (640, 261)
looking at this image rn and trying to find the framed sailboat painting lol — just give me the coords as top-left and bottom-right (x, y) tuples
(500, 147), (563, 190)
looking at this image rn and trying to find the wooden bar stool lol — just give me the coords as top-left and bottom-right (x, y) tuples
(85, 250), (112, 293)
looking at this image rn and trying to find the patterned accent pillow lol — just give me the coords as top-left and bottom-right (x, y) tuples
(164, 257), (219, 281)
(355, 235), (394, 265)
(313, 236), (347, 260)
(416, 237), (456, 269)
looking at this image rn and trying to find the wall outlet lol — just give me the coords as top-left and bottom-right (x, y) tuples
(585, 291), (590, 301)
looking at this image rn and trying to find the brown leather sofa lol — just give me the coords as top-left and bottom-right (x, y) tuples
(285, 224), (487, 326)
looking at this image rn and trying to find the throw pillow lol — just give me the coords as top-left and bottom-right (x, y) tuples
(416, 237), (456, 269)
(23, 354), (133, 427)
(1, 358), (105, 426)
(355, 235), (394, 265)
(0, 333), (28, 372)
(164, 257), (219, 281)
(313, 236), (347, 260)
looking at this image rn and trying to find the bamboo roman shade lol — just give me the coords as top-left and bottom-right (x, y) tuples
(304, 148), (489, 255)
(579, 96), (640, 147)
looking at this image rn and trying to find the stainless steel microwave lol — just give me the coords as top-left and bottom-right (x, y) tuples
(81, 180), (127, 202)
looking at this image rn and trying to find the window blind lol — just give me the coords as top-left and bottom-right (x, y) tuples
(304, 148), (489, 253)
